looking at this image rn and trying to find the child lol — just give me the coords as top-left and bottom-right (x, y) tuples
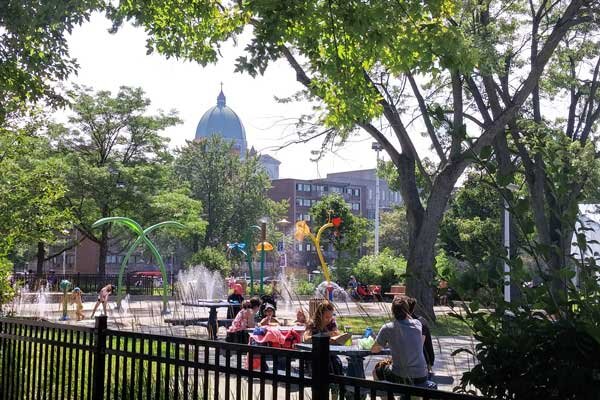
(259, 303), (280, 326)
(226, 297), (261, 343)
(294, 309), (307, 326)
(304, 300), (341, 342)
(90, 284), (115, 318)
(71, 287), (85, 321)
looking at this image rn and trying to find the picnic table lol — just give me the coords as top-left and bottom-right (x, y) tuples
(296, 343), (390, 379)
(180, 300), (235, 340)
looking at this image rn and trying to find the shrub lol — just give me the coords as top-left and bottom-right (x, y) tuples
(0, 257), (14, 309)
(295, 279), (316, 296)
(187, 247), (231, 276)
(352, 249), (406, 292)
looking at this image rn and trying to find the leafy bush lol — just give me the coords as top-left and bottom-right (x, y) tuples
(352, 249), (406, 292)
(295, 279), (316, 296)
(187, 247), (231, 276)
(455, 304), (600, 399)
(0, 257), (14, 309)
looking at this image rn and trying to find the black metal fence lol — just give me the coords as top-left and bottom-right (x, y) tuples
(12, 273), (175, 296)
(0, 317), (485, 400)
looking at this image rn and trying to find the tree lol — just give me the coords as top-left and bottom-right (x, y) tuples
(365, 206), (410, 259)
(174, 136), (285, 251)
(0, 0), (103, 122)
(59, 85), (181, 275)
(440, 172), (502, 264)
(309, 193), (369, 283)
(0, 114), (73, 273)
(187, 247), (231, 277)
(109, 0), (593, 319)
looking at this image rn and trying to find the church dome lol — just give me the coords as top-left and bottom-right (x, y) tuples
(195, 90), (247, 154)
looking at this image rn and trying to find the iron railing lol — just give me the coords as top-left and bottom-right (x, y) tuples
(0, 317), (485, 400)
(12, 273), (175, 296)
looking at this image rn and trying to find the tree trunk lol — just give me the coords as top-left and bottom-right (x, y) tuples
(97, 224), (109, 275)
(36, 241), (45, 274)
(401, 157), (459, 321)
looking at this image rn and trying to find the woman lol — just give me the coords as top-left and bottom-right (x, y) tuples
(90, 284), (115, 318)
(227, 283), (245, 319)
(226, 297), (261, 343)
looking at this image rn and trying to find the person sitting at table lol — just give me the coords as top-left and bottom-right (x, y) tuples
(227, 283), (245, 319)
(294, 308), (307, 326)
(303, 300), (344, 379)
(371, 296), (436, 389)
(407, 297), (435, 377)
(259, 303), (280, 326)
(226, 297), (261, 343)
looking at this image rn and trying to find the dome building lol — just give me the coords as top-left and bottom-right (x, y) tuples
(195, 89), (247, 156)
(195, 87), (280, 179)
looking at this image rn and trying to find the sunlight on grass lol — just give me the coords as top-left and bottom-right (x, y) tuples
(337, 314), (471, 337)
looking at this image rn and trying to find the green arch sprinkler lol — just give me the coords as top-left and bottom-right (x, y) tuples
(92, 217), (184, 314)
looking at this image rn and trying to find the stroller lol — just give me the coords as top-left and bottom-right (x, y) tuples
(356, 284), (374, 301)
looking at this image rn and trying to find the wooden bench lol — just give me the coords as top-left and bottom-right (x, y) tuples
(384, 285), (406, 298)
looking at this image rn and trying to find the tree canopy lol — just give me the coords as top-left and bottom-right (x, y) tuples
(109, 0), (597, 318)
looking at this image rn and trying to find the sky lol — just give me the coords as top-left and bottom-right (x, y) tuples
(65, 14), (385, 180)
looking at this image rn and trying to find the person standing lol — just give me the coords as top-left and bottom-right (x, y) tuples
(71, 287), (85, 321)
(90, 284), (115, 318)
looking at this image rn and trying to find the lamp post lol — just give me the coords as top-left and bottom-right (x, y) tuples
(243, 225), (261, 295)
(277, 218), (291, 276)
(256, 221), (274, 295)
(61, 229), (70, 275)
(503, 183), (519, 303)
(371, 142), (383, 255)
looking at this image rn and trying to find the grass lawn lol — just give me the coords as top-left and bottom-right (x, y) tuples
(337, 314), (471, 337)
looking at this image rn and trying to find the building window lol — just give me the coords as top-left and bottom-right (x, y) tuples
(306, 244), (311, 252)
(330, 186), (342, 193)
(106, 255), (117, 264)
(303, 199), (312, 207)
(368, 189), (373, 200)
(352, 203), (360, 211)
(297, 243), (303, 252)
(296, 183), (311, 192)
(315, 185), (325, 192)
(296, 197), (304, 206)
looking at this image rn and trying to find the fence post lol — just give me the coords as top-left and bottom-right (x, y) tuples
(311, 334), (330, 400)
(92, 316), (107, 400)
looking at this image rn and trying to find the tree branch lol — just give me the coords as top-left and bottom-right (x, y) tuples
(406, 72), (447, 164)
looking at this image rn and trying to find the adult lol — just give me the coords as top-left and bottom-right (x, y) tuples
(90, 284), (115, 318)
(227, 283), (245, 318)
(347, 275), (359, 300)
(371, 296), (436, 389)
(408, 297), (435, 375)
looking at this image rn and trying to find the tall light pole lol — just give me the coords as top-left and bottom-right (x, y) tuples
(503, 184), (519, 303)
(372, 142), (383, 255)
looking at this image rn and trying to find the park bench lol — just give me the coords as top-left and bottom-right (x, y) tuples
(384, 285), (406, 299)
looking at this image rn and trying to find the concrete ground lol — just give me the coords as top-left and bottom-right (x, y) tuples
(8, 297), (478, 393)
